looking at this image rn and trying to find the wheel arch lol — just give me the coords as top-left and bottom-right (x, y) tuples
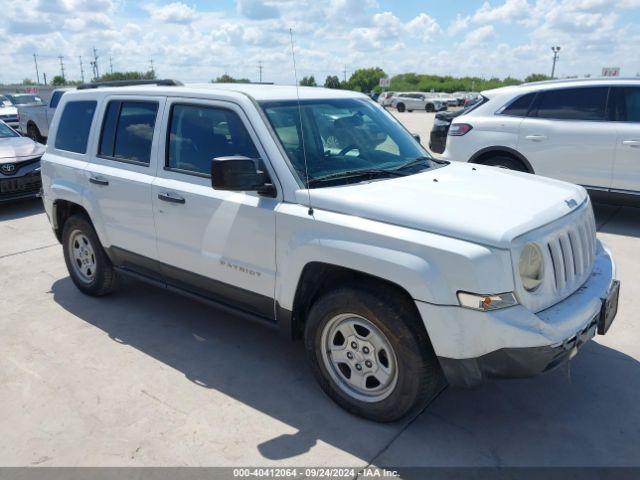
(52, 199), (92, 242)
(468, 146), (534, 173)
(285, 262), (423, 341)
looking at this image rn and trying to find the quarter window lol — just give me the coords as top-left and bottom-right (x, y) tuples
(533, 87), (608, 121)
(99, 101), (158, 165)
(611, 87), (640, 122)
(499, 93), (535, 117)
(54, 101), (96, 154)
(167, 104), (259, 175)
(50, 91), (64, 108)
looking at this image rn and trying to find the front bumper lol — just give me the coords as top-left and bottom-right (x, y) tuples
(417, 240), (617, 387)
(0, 160), (42, 203)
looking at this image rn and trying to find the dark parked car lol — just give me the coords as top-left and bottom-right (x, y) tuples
(429, 97), (487, 154)
(0, 120), (44, 202)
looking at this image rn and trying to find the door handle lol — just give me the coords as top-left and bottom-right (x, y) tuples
(158, 192), (186, 204)
(622, 140), (640, 148)
(89, 176), (109, 186)
(525, 134), (547, 142)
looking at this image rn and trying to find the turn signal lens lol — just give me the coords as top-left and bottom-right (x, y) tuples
(457, 292), (518, 311)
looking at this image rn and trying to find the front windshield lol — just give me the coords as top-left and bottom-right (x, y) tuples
(0, 122), (19, 138)
(0, 95), (13, 107)
(261, 98), (442, 188)
(10, 95), (42, 105)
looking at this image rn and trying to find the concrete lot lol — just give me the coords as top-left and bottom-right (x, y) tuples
(1, 111), (639, 470)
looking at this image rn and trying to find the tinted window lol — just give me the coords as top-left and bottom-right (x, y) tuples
(534, 87), (608, 121)
(167, 104), (258, 175)
(54, 101), (96, 154)
(99, 101), (158, 164)
(612, 87), (640, 122)
(500, 93), (535, 117)
(50, 91), (64, 108)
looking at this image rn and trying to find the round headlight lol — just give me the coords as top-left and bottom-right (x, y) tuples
(519, 243), (544, 292)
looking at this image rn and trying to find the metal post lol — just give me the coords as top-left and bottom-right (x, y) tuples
(551, 46), (561, 78)
(33, 53), (40, 84)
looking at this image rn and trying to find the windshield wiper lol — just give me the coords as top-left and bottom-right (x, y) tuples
(392, 156), (433, 171)
(307, 168), (407, 186)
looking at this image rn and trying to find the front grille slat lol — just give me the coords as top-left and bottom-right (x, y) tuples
(569, 230), (584, 275)
(548, 239), (566, 292)
(560, 233), (575, 283)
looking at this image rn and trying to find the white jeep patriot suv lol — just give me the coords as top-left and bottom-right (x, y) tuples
(41, 80), (619, 422)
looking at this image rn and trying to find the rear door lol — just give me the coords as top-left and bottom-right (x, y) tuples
(84, 95), (165, 272)
(610, 86), (640, 194)
(517, 86), (616, 188)
(151, 97), (278, 320)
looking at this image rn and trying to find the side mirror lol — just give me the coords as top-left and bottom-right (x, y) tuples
(211, 156), (276, 197)
(412, 133), (421, 144)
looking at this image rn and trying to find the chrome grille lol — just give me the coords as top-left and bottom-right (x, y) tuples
(545, 208), (596, 296)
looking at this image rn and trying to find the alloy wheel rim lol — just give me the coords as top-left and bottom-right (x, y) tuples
(320, 313), (398, 403)
(69, 230), (97, 283)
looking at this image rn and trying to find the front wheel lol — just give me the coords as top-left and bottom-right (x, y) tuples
(62, 214), (118, 296)
(305, 284), (444, 422)
(27, 123), (43, 143)
(425, 103), (435, 112)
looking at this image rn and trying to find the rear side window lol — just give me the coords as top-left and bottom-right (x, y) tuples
(99, 101), (159, 165)
(54, 101), (96, 154)
(499, 93), (535, 117)
(533, 87), (608, 121)
(167, 104), (258, 175)
(611, 87), (640, 122)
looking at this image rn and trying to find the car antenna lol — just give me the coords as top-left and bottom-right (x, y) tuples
(289, 27), (313, 216)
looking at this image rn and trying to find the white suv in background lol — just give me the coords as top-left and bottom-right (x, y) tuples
(392, 93), (447, 112)
(41, 81), (618, 422)
(442, 79), (640, 204)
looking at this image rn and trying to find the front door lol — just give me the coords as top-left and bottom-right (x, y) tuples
(610, 86), (640, 194)
(152, 98), (279, 320)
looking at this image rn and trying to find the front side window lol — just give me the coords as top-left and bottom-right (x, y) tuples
(99, 101), (158, 164)
(261, 98), (441, 188)
(167, 104), (258, 175)
(533, 87), (608, 121)
(611, 87), (640, 122)
(54, 101), (96, 154)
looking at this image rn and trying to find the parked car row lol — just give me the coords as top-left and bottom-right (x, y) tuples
(429, 78), (640, 204)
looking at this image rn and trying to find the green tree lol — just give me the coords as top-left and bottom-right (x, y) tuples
(97, 71), (157, 82)
(212, 74), (250, 83)
(51, 75), (66, 86)
(22, 78), (35, 86)
(347, 67), (386, 93)
(300, 75), (317, 87)
(524, 73), (552, 83)
(324, 75), (341, 89)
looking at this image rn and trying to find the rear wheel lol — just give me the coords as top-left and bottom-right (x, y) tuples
(62, 215), (118, 296)
(27, 123), (43, 143)
(305, 284), (444, 422)
(478, 155), (528, 172)
(396, 103), (406, 112)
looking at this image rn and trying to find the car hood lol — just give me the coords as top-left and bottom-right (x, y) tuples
(0, 136), (45, 161)
(299, 162), (588, 248)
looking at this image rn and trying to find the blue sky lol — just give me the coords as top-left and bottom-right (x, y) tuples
(1, 0), (639, 85)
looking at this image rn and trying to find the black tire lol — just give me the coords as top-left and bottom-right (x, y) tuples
(304, 283), (444, 422)
(62, 214), (118, 296)
(396, 103), (406, 112)
(478, 155), (528, 172)
(27, 123), (44, 144)
(425, 103), (435, 112)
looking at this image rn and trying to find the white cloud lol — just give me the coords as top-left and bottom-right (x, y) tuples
(406, 13), (441, 41)
(464, 25), (496, 44)
(473, 0), (531, 23)
(448, 14), (471, 36)
(145, 2), (198, 24)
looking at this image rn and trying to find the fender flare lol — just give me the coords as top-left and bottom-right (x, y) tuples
(468, 146), (535, 173)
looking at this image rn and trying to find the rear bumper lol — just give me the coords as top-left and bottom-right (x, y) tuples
(417, 240), (617, 387)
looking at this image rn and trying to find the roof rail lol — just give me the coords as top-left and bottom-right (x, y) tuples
(77, 79), (183, 90)
(522, 77), (639, 86)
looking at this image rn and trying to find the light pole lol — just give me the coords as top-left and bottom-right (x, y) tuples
(551, 46), (561, 78)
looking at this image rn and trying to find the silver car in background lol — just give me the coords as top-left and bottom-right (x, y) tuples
(0, 120), (44, 202)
